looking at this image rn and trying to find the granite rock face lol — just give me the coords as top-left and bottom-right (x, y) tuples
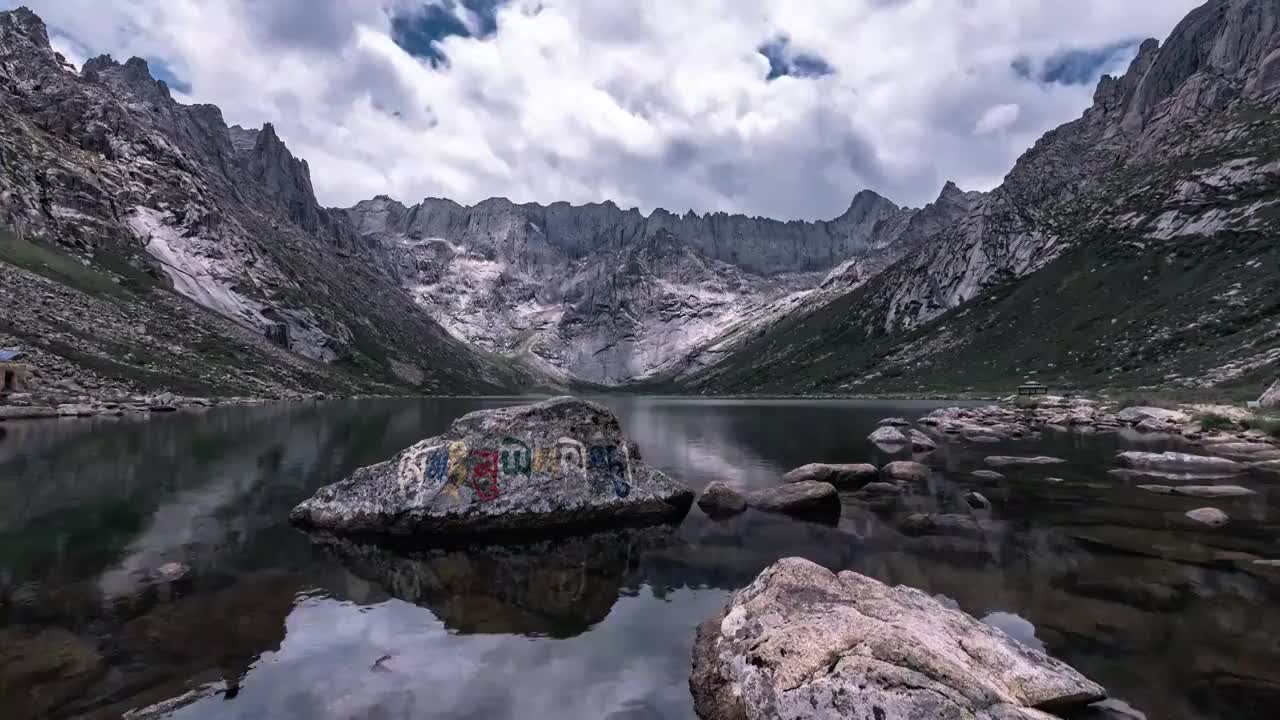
(690, 557), (1107, 720)
(343, 190), (921, 385)
(0, 8), (538, 396)
(290, 397), (694, 535)
(1260, 379), (1280, 408)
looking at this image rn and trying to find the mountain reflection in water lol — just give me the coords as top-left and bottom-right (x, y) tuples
(1, 397), (1278, 720)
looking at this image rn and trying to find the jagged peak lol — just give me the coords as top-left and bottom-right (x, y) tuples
(1, 6), (51, 49)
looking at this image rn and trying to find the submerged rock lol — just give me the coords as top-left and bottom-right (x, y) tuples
(289, 397), (694, 536)
(1118, 451), (1244, 475)
(689, 558), (1107, 720)
(985, 456), (1066, 467)
(697, 481), (748, 517)
(972, 470), (1006, 481)
(878, 417), (912, 427)
(781, 462), (877, 488)
(965, 491), (992, 510)
(901, 513), (996, 539)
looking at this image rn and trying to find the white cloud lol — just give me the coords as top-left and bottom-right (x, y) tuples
(4, 0), (1205, 218)
(974, 103), (1021, 136)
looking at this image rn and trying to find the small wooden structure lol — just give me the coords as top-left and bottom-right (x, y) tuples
(1017, 382), (1048, 397)
(0, 348), (31, 394)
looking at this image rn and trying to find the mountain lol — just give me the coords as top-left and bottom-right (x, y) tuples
(0, 7), (540, 397)
(675, 0), (1280, 398)
(342, 186), (918, 384)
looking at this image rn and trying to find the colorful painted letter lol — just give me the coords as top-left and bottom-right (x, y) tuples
(532, 447), (556, 475)
(469, 449), (500, 501)
(444, 440), (469, 497)
(397, 440), (435, 494)
(556, 437), (587, 477)
(500, 437), (532, 478)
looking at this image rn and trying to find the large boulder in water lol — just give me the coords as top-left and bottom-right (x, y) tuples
(690, 558), (1107, 720)
(289, 397), (695, 536)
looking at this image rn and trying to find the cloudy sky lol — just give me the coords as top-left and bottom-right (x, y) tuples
(10, 0), (1202, 219)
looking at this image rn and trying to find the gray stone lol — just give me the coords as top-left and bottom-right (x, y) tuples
(880, 460), (930, 482)
(868, 425), (909, 447)
(972, 470), (1006, 481)
(1185, 507), (1229, 527)
(1118, 451), (1244, 475)
(781, 462), (878, 488)
(1252, 459), (1280, 474)
(985, 456), (1066, 467)
(1135, 417), (1175, 433)
(290, 397), (694, 536)
(689, 558), (1107, 720)
(901, 513), (996, 539)
(1137, 484), (1257, 498)
(0, 405), (59, 420)
(861, 481), (904, 495)
(744, 481), (840, 517)
(965, 491), (992, 510)
(877, 417), (911, 427)
(1117, 407), (1190, 425)
(697, 481), (747, 517)
(909, 428), (938, 452)
(1259, 379), (1280, 409)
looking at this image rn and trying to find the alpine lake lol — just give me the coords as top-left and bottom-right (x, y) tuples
(1, 397), (1277, 720)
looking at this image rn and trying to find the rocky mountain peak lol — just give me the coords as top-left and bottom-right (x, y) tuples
(3, 5), (49, 46)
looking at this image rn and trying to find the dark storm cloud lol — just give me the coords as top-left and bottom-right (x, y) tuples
(1012, 40), (1140, 86)
(758, 35), (835, 81)
(390, 0), (507, 67)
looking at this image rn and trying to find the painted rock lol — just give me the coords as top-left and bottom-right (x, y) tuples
(290, 397), (694, 536)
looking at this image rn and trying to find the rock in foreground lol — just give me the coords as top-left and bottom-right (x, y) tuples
(690, 558), (1107, 720)
(290, 397), (694, 536)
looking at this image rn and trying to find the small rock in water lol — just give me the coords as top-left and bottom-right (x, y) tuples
(908, 429), (937, 452)
(861, 481), (904, 495)
(1118, 451), (1244, 474)
(901, 513), (994, 538)
(689, 558), (1107, 720)
(868, 426), (909, 447)
(697, 481), (747, 517)
(1138, 484), (1257, 498)
(744, 481), (840, 518)
(1185, 507), (1229, 527)
(971, 470), (1006, 481)
(877, 417), (912, 427)
(985, 456), (1066, 467)
(964, 491), (991, 509)
(781, 462), (877, 488)
(880, 461), (930, 482)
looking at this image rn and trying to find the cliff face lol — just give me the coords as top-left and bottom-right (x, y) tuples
(0, 7), (536, 395)
(343, 189), (921, 384)
(678, 0), (1280, 395)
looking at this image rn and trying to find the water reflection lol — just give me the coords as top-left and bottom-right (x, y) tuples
(0, 397), (1278, 719)
(308, 526), (683, 638)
